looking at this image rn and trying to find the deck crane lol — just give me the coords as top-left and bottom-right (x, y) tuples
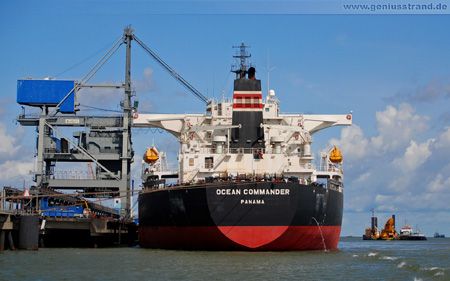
(133, 35), (209, 104)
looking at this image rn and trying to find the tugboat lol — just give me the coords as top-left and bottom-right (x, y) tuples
(399, 225), (427, 240)
(135, 43), (353, 250)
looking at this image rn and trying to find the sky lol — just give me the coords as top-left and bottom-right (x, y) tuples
(1, 0), (450, 237)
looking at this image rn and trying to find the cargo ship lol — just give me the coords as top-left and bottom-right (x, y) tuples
(136, 43), (352, 250)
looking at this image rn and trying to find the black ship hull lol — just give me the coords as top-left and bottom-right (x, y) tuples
(139, 182), (343, 250)
(399, 235), (427, 240)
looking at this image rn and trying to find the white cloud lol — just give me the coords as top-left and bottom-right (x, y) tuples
(345, 194), (372, 213)
(329, 103), (430, 162)
(373, 103), (429, 153)
(328, 124), (368, 161)
(0, 116), (35, 187)
(0, 160), (34, 182)
(375, 194), (398, 212)
(0, 122), (22, 159)
(391, 139), (433, 173)
(353, 171), (371, 184)
(0, 105), (8, 118)
(132, 67), (157, 93)
(427, 174), (448, 193)
(434, 126), (450, 149)
(329, 102), (450, 222)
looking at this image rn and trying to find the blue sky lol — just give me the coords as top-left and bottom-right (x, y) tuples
(2, 1), (450, 237)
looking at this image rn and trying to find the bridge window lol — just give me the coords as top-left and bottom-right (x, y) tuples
(205, 157), (214, 169)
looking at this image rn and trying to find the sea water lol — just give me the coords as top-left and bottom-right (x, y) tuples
(1, 238), (449, 280)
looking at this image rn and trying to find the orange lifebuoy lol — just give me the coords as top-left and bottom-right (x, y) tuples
(295, 135), (299, 140)
(346, 114), (352, 120)
(133, 113), (139, 119)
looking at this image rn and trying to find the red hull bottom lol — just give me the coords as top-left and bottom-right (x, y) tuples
(139, 225), (341, 251)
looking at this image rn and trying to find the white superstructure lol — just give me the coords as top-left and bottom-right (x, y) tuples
(133, 94), (352, 189)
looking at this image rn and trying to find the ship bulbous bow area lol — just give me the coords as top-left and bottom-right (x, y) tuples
(138, 182), (343, 251)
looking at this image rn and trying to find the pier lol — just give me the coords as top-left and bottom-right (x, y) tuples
(1, 186), (137, 250)
(1, 28), (142, 250)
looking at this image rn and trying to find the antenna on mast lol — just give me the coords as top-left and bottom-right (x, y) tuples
(231, 42), (252, 79)
(262, 49), (276, 101)
(267, 49), (276, 96)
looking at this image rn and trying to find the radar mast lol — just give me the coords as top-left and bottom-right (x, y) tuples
(231, 42), (253, 79)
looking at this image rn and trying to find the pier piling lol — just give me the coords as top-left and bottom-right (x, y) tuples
(19, 215), (39, 250)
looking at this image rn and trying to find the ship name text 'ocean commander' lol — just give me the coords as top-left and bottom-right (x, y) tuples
(216, 188), (290, 196)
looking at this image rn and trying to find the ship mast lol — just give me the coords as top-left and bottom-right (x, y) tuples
(231, 42), (252, 79)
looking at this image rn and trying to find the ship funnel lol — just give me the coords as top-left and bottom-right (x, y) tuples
(248, 67), (256, 80)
